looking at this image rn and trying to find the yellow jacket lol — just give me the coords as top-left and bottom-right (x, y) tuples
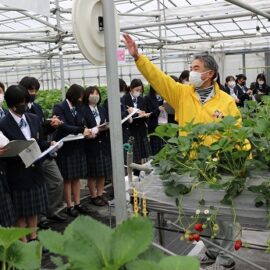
(136, 55), (242, 146)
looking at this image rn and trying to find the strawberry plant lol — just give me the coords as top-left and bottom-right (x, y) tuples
(38, 215), (199, 270)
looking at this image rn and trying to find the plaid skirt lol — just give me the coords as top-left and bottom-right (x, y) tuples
(86, 150), (112, 178)
(57, 148), (87, 181)
(150, 136), (164, 156)
(0, 182), (15, 227)
(132, 134), (151, 164)
(12, 183), (48, 218)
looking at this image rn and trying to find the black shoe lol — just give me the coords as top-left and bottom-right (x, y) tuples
(91, 196), (106, 206)
(66, 207), (79, 217)
(47, 213), (67, 223)
(37, 219), (51, 230)
(74, 204), (90, 215)
(99, 195), (109, 205)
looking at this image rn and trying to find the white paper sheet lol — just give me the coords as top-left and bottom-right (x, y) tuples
(121, 108), (139, 124)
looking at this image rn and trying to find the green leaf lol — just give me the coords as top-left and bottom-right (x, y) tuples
(159, 256), (199, 270)
(138, 246), (166, 262)
(64, 233), (103, 269)
(6, 240), (41, 270)
(111, 217), (153, 267)
(72, 216), (113, 265)
(0, 227), (32, 249)
(38, 229), (65, 255)
(126, 259), (161, 270)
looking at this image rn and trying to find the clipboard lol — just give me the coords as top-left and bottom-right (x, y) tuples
(0, 139), (37, 157)
(121, 108), (139, 124)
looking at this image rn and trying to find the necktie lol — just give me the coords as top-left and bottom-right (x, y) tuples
(92, 108), (99, 118)
(71, 107), (77, 117)
(132, 97), (137, 104)
(19, 118), (27, 128)
(0, 109), (4, 119)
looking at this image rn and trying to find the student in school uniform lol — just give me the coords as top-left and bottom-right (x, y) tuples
(0, 85), (49, 241)
(53, 84), (92, 217)
(103, 78), (130, 145)
(0, 82), (8, 120)
(103, 78), (130, 169)
(144, 85), (165, 155)
(19, 76), (66, 225)
(121, 79), (151, 169)
(0, 132), (15, 227)
(82, 86), (112, 206)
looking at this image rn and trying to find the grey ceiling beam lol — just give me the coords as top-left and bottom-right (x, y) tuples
(0, 36), (56, 42)
(119, 13), (159, 18)
(121, 9), (270, 31)
(140, 32), (270, 47)
(18, 10), (66, 33)
(225, 0), (270, 21)
(126, 0), (154, 13)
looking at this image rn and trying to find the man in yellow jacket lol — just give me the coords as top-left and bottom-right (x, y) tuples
(123, 33), (237, 270)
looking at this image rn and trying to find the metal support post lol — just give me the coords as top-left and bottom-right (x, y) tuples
(102, 0), (128, 223)
(55, 0), (66, 100)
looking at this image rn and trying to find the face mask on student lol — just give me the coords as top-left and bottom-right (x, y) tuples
(258, 80), (264, 85)
(189, 71), (209, 88)
(228, 81), (236, 88)
(132, 91), (141, 98)
(89, 95), (100, 105)
(0, 94), (4, 106)
(15, 104), (26, 115)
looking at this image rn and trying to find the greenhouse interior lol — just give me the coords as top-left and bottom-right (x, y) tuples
(0, 0), (270, 270)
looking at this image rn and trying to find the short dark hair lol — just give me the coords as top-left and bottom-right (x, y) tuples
(193, 55), (218, 80)
(119, 78), (128, 93)
(235, 74), (247, 82)
(179, 70), (189, 83)
(130, 78), (143, 91)
(256, 73), (266, 82)
(0, 82), (5, 92)
(19, 76), (40, 91)
(225, 75), (235, 83)
(5, 85), (28, 108)
(149, 85), (156, 97)
(66, 84), (84, 106)
(84, 85), (101, 105)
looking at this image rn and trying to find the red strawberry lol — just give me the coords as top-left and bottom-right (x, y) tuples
(193, 234), (200, 242)
(189, 234), (194, 241)
(234, 240), (242, 251)
(194, 223), (203, 232)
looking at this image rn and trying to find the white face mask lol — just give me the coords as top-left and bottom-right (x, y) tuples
(0, 94), (4, 105)
(189, 71), (208, 88)
(258, 80), (264, 85)
(89, 95), (100, 105)
(228, 81), (236, 88)
(132, 91), (140, 98)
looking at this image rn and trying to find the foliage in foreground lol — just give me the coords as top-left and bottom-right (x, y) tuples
(38, 215), (199, 270)
(0, 216), (199, 270)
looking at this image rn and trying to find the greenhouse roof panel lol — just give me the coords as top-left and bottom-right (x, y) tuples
(0, 0), (268, 66)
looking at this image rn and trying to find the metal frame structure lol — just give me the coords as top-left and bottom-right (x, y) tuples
(0, 0), (269, 66)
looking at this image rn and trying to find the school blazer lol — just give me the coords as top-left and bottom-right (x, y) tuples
(121, 94), (148, 135)
(82, 105), (111, 157)
(144, 95), (163, 133)
(27, 102), (55, 137)
(234, 84), (250, 107)
(52, 100), (85, 154)
(0, 112), (48, 190)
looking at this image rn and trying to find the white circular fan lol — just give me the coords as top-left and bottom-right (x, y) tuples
(72, 0), (120, 66)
